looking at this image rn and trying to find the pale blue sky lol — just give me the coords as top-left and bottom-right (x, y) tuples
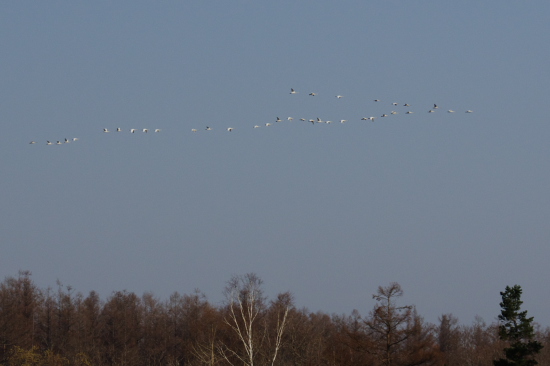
(1, 1), (549, 325)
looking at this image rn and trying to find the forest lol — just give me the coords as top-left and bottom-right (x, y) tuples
(0, 271), (547, 366)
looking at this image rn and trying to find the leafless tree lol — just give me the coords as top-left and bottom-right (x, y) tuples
(364, 282), (413, 366)
(218, 273), (290, 366)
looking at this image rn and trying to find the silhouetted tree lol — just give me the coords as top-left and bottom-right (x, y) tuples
(364, 283), (412, 366)
(363, 283), (440, 366)
(494, 285), (543, 366)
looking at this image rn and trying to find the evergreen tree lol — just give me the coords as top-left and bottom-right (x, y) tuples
(493, 285), (543, 366)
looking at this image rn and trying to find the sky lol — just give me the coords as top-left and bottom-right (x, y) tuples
(1, 1), (550, 326)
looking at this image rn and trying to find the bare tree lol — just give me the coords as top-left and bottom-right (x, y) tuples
(263, 292), (291, 366)
(438, 313), (460, 365)
(364, 283), (412, 366)
(218, 273), (290, 366)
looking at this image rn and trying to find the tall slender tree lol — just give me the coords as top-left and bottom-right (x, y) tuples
(494, 285), (543, 366)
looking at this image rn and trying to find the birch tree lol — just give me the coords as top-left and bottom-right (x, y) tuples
(219, 273), (290, 366)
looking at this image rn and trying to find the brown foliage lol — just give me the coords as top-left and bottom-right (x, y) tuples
(0, 273), (547, 366)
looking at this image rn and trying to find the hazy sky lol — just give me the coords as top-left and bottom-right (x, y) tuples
(1, 1), (549, 326)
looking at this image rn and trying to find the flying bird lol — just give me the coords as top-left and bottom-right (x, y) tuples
(309, 92), (317, 96)
(336, 95), (343, 99)
(448, 110), (455, 113)
(191, 129), (198, 132)
(265, 123), (272, 127)
(287, 117), (293, 121)
(56, 141), (62, 145)
(103, 129), (110, 133)
(392, 102), (398, 106)
(404, 103), (411, 107)
(47, 141), (52, 145)
(64, 138), (70, 143)
(428, 110), (435, 113)
(340, 119), (347, 123)
(433, 104), (439, 109)
(290, 88), (298, 94)
(143, 129), (148, 133)
(130, 129), (137, 133)
(381, 114), (388, 117)
(29, 141), (36, 144)
(73, 138), (79, 141)
(406, 111), (414, 114)
(227, 127), (234, 132)
(154, 129), (161, 132)
(116, 128), (122, 132)
(466, 110), (473, 113)
(253, 125), (260, 128)
(300, 118), (306, 121)
(391, 111), (398, 115)
(374, 99), (381, 102)
(276, 117), (282, 122)
(205, 127), (212, 131)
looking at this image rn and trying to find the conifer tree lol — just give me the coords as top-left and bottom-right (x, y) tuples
(493, 285), (543, 366)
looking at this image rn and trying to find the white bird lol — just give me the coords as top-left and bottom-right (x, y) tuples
(143, 129), (148, 133)
(309, 92), (316, 96)
(340, 119), (347, 123)
(130, 129), (137, 133)
(428, 110), (435, 113)
(64, 138), (70, 143)
(381, 114), (388, 117)
(448, 110), (455, 113)
(300, 118), (306, 121)
(369, 117), (376, 121)
(336, 95), (343, 99)
(392, 102), (398, 106)
(466, 110), (473, 113)
(406, 111), (414, 114)
(116, 128), (122, 132)
(326, 120), (333, 124)
(103, 129), (110, 133)
(154, 129), (161, 132)
(287, 117), (293, 121)
(290, 88), (298, 94)
(191, 129), (198, 132)
(433, 104), (439, 109)
(47, 141), (52, 145)
(391, 111), (398, 115)
(227, 127), (234, 132)
(205, 127), (212, 131)
(265, 123), (272, 127)
(374, 99), (381, 102)
(309, 119), (315, 124)
(404, 103), (411, 107)
(56, 141), (62, 145)
(316, 118), (323, 123)
(276, 117), (282, 122)
(253, 125), (260, 128)
(29, 141), (36, 144)
(73, 138), (79, 141)
(361, 117), (368, 120)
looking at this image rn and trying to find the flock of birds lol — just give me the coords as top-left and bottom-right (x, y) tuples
(28, 88), (473, 145)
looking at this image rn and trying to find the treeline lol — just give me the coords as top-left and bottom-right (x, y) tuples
(0, 271), (548, 366)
